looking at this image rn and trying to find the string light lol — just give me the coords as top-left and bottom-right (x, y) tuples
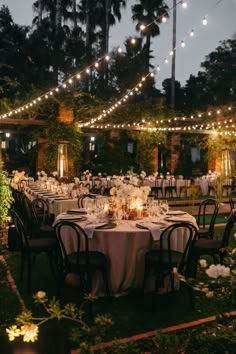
(181, 1), (188, 9)
(0, 0), (224, 121)
(190, 29), (194, 37)
(162, 16), (167, 23)
(180, 40), (186, 48)
(202, 16), (208, 25)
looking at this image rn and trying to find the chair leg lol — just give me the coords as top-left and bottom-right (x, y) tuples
(26, 255), (32, 293)
(101, 268), (110, 297)
(142, 260), (150, 291)
(20, 253), (25, 281)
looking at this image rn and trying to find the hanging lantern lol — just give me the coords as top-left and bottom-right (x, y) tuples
(57, 142), (69, 179)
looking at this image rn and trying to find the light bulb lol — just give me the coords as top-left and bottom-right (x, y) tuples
(157, 65), (160, 71)
(162, 16), (167, 23)
(117, 47), (122, 53)
(181, 40), (185, 48)
(131, 38), (136, 44)
(140, 24), (146, 31)
(190, 29), (194, 37)
(202, 17), (207, 26)
(181, 1), (187, 9)
(164, 58), (168, 64)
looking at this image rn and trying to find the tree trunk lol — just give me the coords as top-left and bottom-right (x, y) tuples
(72, 0), (77, 29)
(38, 0), (43, 26)
(103, 0), (111, 94)
(55, 0), (62, 34)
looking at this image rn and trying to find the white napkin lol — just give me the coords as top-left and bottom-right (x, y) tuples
(136, 222), (162, 241)
(84, 223), (108, 238)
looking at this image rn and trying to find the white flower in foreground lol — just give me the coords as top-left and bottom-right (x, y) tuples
(21, 324), (39, 342)
(206, 264), (230, 279)
(36, 291), (46, 299)
(199, 259), (207, 268)
(206, 291), (214, 298)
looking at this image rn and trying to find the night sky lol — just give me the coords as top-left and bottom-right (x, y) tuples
(1, 0), (236, 89)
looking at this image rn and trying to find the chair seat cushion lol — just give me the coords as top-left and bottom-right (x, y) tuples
(28, 237), (56, 249)
(145, 249), (183, 267)
(67, 251), (107, 270)
(40, 225), (55, 237)
(193, 238), (222, 251)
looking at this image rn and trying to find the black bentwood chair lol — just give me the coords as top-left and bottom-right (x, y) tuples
(196, 198), (219, 239)
(143, 222), (198, 307)
(11, 210), (57, 293)
(189, 210), (236, 277)
(54, 221), (110, 298)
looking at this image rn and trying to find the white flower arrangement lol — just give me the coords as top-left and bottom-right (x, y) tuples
(110, 181), (151, 210)
(11, 170), (26, 183)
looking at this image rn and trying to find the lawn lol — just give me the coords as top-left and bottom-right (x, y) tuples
(0, 224), (235, 351)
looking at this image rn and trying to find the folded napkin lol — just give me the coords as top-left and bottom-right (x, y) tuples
(164, 215), (191, 222)
(136, 222), (162, 241)
(58, 214), (86, 222)
(84, 222), (108, 238)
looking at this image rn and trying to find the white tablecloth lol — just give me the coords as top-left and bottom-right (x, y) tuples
(54, 212), (197, 295)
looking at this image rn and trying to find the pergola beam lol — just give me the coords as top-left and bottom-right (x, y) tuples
(0, 119), (47, 126)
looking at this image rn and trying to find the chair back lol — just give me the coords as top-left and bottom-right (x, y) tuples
(54, 221), (90, 268)
(229, 190), (236, 212)
(77, 194), (96, 208)
(197, 198), (219, 237)
(32, 198), (50, 225)
(159, 222), (198, 273)
(221, 210), (236, 248)
(10, 210), (29, 248)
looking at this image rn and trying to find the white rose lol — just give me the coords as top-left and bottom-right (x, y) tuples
(36, 291), (46, 299)
(206, 264), (230, 279)
(199, 259), (207, 268)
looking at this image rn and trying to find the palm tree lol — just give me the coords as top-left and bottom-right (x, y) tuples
(132, 0), (169, 71)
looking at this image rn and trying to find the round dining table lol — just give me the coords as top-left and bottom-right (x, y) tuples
(54, 211), (197, 296)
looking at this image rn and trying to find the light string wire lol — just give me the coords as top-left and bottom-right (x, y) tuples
(0, 0), (184, 120)
(82, 0), (234, 130)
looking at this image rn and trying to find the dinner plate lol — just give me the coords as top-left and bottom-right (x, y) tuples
(95, 222), (117, 229)
(67, 208), (87, 214)
(59, 215), (87, 222)
(166, 211), (187, 216)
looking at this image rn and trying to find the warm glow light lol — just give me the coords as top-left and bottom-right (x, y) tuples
(162, 16), (167, 23)
(131, 38), (136, 44)
(181, 40), (185, 47)
(117, 47), (122, 53)
(202, 17), (208, 25)
(157, 65), (160, 71)
(190, 29), (194, 37)
(164, 58), (168, 64)
(140, 24), (146, 31)
(181, 1), (188, 9)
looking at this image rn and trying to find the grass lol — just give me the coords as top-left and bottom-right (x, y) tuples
(0, 224), (236, 346)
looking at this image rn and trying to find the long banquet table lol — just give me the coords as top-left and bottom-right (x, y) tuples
(54, 211), (197, 296)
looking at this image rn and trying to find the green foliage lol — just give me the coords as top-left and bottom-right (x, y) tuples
(0, 166), (13, 229)
(130, 130), (166, 174)
(40, 121), (81, 176)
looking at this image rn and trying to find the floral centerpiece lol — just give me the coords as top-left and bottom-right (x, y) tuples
(110, 180), (150, 218)
(37, 170), (48, 182)
(11, 170), (26, 183)
(82, 170), (92, 181)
